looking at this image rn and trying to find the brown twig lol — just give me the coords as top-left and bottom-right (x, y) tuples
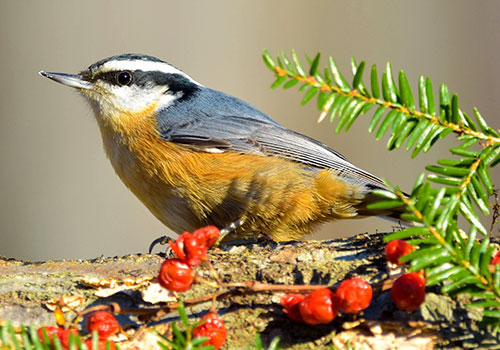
(489, 188), (500, 238)
(77, 278), (395, 321)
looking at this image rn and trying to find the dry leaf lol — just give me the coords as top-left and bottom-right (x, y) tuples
(81, 276), (154, 297)
(45, 295), (85, 312)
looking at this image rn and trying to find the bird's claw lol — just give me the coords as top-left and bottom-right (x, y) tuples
(148, 235), (170, 254)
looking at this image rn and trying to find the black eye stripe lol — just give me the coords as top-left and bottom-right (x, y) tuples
(91, 70), (145, 86)
(92, 71), (132, 86)
(85, 70), (201, 102)
(90, 70), (196, 89)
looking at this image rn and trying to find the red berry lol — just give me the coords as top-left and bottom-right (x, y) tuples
(169, 232), (208, 266)
(84, 338), (117, 350)
(193, 226), (220, 248)
(335, 278), (373, 314)
(280, 294), (305, 322)
(158, 258), (195, 291)
(299, 288), (337, 325)
(37, 326), (60, 344)
(386, 240), (413, 265)
(391, 272), (426, 311)
(491, 251), (500, 265)
(57, 329), (79, 349)
(37, 326), (78, 349)
(193, 313), (227, 349)
(86, 311), (120, 339)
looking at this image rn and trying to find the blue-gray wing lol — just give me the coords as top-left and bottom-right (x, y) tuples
(157, 88), (386, 189)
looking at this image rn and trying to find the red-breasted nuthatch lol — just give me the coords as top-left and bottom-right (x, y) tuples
(40, 54), (405, 241)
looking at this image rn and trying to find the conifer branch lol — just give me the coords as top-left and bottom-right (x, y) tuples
(263, 49), (500, 327)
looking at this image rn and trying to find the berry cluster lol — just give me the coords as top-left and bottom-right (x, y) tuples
(158, 226), (220, 291)
(386, 239), (426, 312)
(157, 226), (227, 349)
(281, 239), (428, 324)
(37, 311), (119, 350)
(281, 278), (372, 324)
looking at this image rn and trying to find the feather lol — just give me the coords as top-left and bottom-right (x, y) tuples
(157, 87), (387, 190)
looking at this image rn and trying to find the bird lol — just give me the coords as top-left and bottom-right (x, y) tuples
(39, 54), (406, 242)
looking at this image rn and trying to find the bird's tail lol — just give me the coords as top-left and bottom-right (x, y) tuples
(355, 187), (417, 227)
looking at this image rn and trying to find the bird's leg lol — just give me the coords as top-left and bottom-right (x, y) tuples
(215, 218), (246, 246)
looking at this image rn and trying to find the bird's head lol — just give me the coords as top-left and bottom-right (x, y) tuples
(40, 54), (202, 124)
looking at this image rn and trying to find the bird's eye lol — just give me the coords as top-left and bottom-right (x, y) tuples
(116, 71), (132, 86)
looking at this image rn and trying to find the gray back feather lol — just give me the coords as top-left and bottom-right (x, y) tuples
(157, 88), (387, 190)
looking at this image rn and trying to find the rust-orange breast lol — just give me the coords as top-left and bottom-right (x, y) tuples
(95, 109), (366, 240)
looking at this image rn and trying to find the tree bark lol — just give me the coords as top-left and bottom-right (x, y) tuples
(0, 232), (496, 349)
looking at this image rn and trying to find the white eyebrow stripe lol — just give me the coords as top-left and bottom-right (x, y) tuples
(98, 60), (202, 86)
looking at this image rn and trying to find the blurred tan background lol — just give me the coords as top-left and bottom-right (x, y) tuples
(1, 0), (499, 261)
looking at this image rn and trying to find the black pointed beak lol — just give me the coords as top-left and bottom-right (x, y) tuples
(39, 71), (93, 90)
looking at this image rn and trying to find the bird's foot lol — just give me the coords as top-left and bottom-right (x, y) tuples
(148, 235), (171, 255)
